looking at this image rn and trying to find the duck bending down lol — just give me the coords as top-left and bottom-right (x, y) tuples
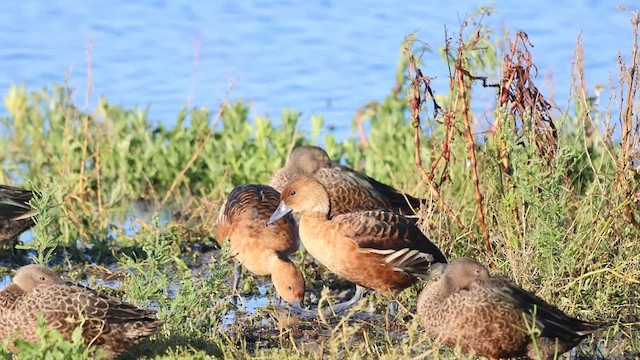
(0, 185), (38, 244)
(0, 264), (162, 359)
(267, 176), (446, 317)
(269, 145), (426, 217)
(216, 184), (305, 305)
(417, 257), (606, 360)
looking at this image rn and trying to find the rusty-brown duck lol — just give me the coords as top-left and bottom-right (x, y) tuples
(417, 257), (605, 360)
(216, 184), (304, 305)
(0, 185), (37, 244)
(268, 176), (446, 316)
(0, 264), (162, 359)
(268, 146), (426, 217)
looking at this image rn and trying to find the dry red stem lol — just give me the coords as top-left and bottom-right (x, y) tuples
(616, 11), (640, 225)
(404, 42), (466, 233)
(453, 42), (494, 263)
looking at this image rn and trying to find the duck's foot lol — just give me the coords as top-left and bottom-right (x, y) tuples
(285, 285), (366, 318)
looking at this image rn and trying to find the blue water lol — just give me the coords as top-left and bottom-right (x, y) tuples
(0, 275), (8, 288)
(0, 1), (637, 138)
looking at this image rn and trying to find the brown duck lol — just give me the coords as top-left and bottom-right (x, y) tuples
(0, 185), (37, 244)
(0, 264), (162, 359)
(417, 257), (606, 360)
(268, 146), (426, 217)
(216, 184), (304, 304)
(268, 176), (446, 316)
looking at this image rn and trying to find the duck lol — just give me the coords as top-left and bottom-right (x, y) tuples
(268, 146), (426, 217)
(0, 264), (162, 359)
(267, 176), (446, 316)
(417, 257), (606, 360)
(0, 185), (38, 244)
(216, 184), (304, 305)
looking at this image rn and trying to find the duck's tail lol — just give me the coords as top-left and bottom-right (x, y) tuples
(0, 185), (36, 221)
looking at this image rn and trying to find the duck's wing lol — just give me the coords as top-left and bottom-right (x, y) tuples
(312, 167), (387, 215)
(313, 165), (425, 216)
(216, 184), (296, 253)
(333, 210), (446, 278)
(480, 276), (605, 343)
(341, 165), (425, 214)
(26, 284), (160, 342)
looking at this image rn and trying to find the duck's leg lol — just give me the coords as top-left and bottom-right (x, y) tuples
(273, 287), (283, 307)
(324, 285), (365, 314)
(231, 263), (243, 302)
(387, 300), (398, 317)
(286, 285), (366, 318)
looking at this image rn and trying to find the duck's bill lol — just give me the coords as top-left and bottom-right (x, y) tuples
(428, 262), (447, 277)
(267, 201), (293, 225)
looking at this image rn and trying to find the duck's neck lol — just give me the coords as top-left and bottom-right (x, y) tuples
(0, 283), (25, 310)
(299, 210), (330, 225)
(265, 251), (285, 272)
(297, 210), (331, 251)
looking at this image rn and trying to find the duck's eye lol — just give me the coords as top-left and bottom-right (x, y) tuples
(39, 276), (46, 281)
(288, 285), (292, 290)
(290, 190), (296, 196)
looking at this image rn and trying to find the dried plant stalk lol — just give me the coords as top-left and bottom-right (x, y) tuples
(454, 53), (494, 261)
(404, 42), (466, 233)
(616, 12), (640, 225)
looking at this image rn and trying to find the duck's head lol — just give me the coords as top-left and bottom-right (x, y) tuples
(13, 264), (66, 292)
(444, 258), (490, 291)
(271, 256), (306, 305)
(267, 176), (330, 224)
(287, 146), (332, 175)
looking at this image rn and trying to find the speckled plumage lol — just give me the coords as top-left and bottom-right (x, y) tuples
(216, 184), (304, 303)
(269, 176), (446, 297)
(0, 185), (37, 244)
(0, 265), (161, 359)
(417, 258), (605, 360)
(268, 146), (426, 217)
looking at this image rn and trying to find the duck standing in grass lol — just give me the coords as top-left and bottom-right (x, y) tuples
(0, 185), (37, 244)
(417, 257), (606, 360)
(0, 264), (162, 359)
(267, 176), (446, 315)
(216, 184), (305, 305)
(269, 146), (426, 217)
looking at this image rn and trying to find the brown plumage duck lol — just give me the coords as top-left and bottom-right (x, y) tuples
(268, 146), (426, 217)
(268, 176), (446, 315)
(216, 184), (304, 305)
(417, 257), (605, 360)
(0, 264), (161, 359)
(0, 185), (37, 244)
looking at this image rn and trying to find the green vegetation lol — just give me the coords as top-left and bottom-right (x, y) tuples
(0, 7), (638, 360)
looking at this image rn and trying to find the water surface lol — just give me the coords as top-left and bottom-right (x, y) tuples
(0, 1), (637, 138)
